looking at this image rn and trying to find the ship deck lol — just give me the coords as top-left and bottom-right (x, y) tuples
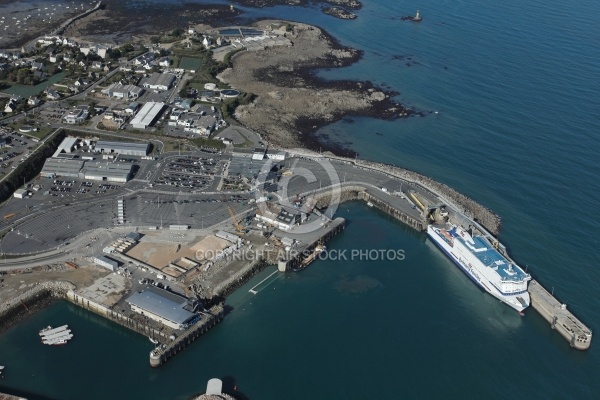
(453, 229), (528, 282)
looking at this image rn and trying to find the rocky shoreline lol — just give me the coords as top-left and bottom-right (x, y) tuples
(323, 7), (358, 20)
(219, 20), (421, 156)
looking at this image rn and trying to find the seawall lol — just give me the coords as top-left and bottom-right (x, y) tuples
(0, 281), (75, 334)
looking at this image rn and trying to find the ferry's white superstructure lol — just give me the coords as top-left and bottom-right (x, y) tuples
(428, 224), (531, 312)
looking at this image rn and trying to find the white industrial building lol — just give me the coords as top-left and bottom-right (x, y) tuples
(256, 206), (304, 231)
(266, 150), (287, 161)
(13, 189), (28, 199)
(130, 102), (165, 129)
(41, 158), (86, 178)
(41, 158), (134, 182)
(53, 137), (79, 157)
(101, 83), (145, 99)
(63, 108), (89, 124)
(95, 140), (150, 156)
(252, 147), (266, 160)
(84, 162), (134, 183)
(126, 287), (197, 330)
(92, 255), (120, 271)
(143, 73), (176, 91)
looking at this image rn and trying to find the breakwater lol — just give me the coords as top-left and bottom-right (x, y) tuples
(0, 281), (74, 334)
(52, 1), (103, 36)
(289, 150), (501, 234)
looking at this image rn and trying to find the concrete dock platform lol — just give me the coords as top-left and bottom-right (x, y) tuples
(529, 280), (592, 350)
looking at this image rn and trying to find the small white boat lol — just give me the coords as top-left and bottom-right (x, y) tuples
(367, 202), (374, 207)
(45, 340), (67, 346)
(149, 338), (159, 345)
(39, 325), (68, 336)
(39, 326), (52, 334)
(0, 366), (5, 370)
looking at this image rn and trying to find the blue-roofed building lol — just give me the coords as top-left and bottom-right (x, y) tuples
(126, 287), (197, 329)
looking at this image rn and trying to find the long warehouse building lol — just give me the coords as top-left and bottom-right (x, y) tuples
(41, 158), (86, 178)
(126, 287), (197, 330)
(40, 158), (133, 182)
(84, 162), (134, 183)
(95, 140), (150, 156)
(130, 101), (165, 130)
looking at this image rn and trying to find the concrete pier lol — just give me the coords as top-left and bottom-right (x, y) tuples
(67, 291), (170, 342)
(150, 304), (224, 367)
(270, 217), (346, 271)
(528, 280), (592, 350)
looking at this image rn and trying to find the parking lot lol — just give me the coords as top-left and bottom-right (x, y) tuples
(0, 130), (36, 177)
(152, 155), (225, 190)
(43, 179), (123, 198)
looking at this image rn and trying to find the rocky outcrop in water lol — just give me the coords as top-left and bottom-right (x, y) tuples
(323, 7), (358, 19)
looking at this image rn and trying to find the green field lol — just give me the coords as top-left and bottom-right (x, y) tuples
(178, 57), (202, 71)
(1, 72), (68, 98)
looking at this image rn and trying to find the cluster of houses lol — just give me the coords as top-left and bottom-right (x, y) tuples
(2, 95), (46, 113)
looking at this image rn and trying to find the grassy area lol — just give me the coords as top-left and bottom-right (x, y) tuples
(5, 121), (53, 140)
(178, 57), (202, 71)
(232, 129), (254, 149)
(1, 72), (67, 98)
(22, 127), (53, 140)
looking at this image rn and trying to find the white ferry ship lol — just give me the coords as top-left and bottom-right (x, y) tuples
(428, 224), (531, 312)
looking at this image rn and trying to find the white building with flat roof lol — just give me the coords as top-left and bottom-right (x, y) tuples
(92, 255), (119, 271)
(126, 287), (196, 329)
(130, 102), (165, 129)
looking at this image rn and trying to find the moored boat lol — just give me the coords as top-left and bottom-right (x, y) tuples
(428, 224), (531, 312)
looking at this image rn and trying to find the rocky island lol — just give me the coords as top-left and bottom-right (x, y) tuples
(323, 7), (358, 19)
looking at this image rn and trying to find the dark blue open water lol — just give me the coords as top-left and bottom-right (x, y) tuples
(1, 0), (599, 398)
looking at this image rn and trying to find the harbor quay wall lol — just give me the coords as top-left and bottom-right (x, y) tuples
(0, 281), (75, 334)
(66, 291), (170, 341)
(358, 191), (425, 231)
(150, 304), (224, 368)
(313, 185), (426, 231)
(211, 258), (269, 299)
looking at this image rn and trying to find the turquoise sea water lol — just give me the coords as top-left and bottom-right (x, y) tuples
(2, 0), (600, 398)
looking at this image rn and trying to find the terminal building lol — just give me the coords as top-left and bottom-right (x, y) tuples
(126, 287), (199, 330)
(95, 140), (150, 156)
(130, 102), (165, 130)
